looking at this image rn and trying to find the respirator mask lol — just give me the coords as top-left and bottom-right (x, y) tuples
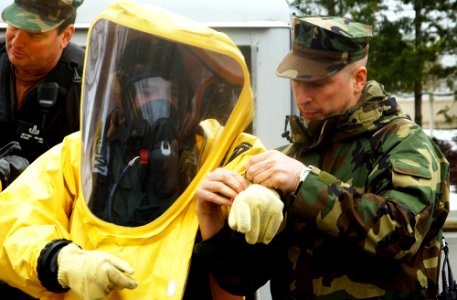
(118, 74), (178, 154)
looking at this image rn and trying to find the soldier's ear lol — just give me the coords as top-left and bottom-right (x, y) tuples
(60, 24), (75, 48)
(353, 66), (367, 93)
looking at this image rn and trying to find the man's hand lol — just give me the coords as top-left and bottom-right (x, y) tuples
(57, 243), (138, 300)
(228, 184), (283, 244)
(245, 150), (306, 194)
(196, 168), (249, 240)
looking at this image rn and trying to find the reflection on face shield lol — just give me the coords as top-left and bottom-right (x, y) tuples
(86, 28), (243, 227)
(114, 38), (182, 150)
(129, 77), (172, 127)
(84, 37), (185, 227)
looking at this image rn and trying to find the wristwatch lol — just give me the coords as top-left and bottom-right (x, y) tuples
(291, 166), (312, 198)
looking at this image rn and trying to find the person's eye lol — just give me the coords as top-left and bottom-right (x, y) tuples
(308, 79), (329, 89)
(29, 33), (46, 40)
(143, 89), (153, 97)
(311, 80), (326, 87)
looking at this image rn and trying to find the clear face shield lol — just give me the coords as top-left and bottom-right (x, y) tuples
(81, 19), (245, 226)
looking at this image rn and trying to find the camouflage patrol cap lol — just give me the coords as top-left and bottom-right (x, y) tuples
(2, 0), (84, 33)
(277, 16), (372, 81)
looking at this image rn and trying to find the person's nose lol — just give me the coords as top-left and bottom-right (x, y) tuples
(294, 82), (312, 105)
(10, 30), (28, 47)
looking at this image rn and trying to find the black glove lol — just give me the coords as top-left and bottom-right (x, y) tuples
(0, 155), (29, 188)
(0, 141), (22, 158)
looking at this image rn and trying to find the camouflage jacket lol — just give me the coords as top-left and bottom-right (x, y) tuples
(195, 80), (450, 300)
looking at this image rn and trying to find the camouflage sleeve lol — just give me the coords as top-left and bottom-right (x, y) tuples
(288, 120), (450, 259)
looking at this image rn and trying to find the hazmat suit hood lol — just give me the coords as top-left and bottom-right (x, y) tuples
(80, 0), (253, 226)
(0, 1), (264, 298)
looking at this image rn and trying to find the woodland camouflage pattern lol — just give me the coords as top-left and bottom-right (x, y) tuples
(196, 81), (450, 299)
(2, 0), (83, 32)
(277, 16), (372, 81)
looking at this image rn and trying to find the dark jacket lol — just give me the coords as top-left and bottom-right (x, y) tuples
(0, 39), (84, 163)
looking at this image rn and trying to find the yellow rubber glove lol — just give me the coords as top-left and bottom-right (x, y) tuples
(57, 243), (138, 300)
(228, 184), (284, 245)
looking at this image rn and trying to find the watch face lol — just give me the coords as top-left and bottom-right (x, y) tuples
(292, 166), (313, 198)
(300, 166), (312, 181)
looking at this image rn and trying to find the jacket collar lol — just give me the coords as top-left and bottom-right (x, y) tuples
(286, 80), (410, 148)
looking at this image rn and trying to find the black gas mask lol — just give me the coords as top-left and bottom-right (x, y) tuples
(114, 73), (178, 154)
(128, 77), (172, 126)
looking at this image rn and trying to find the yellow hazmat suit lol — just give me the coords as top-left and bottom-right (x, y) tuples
(0, 0), (264, 299)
